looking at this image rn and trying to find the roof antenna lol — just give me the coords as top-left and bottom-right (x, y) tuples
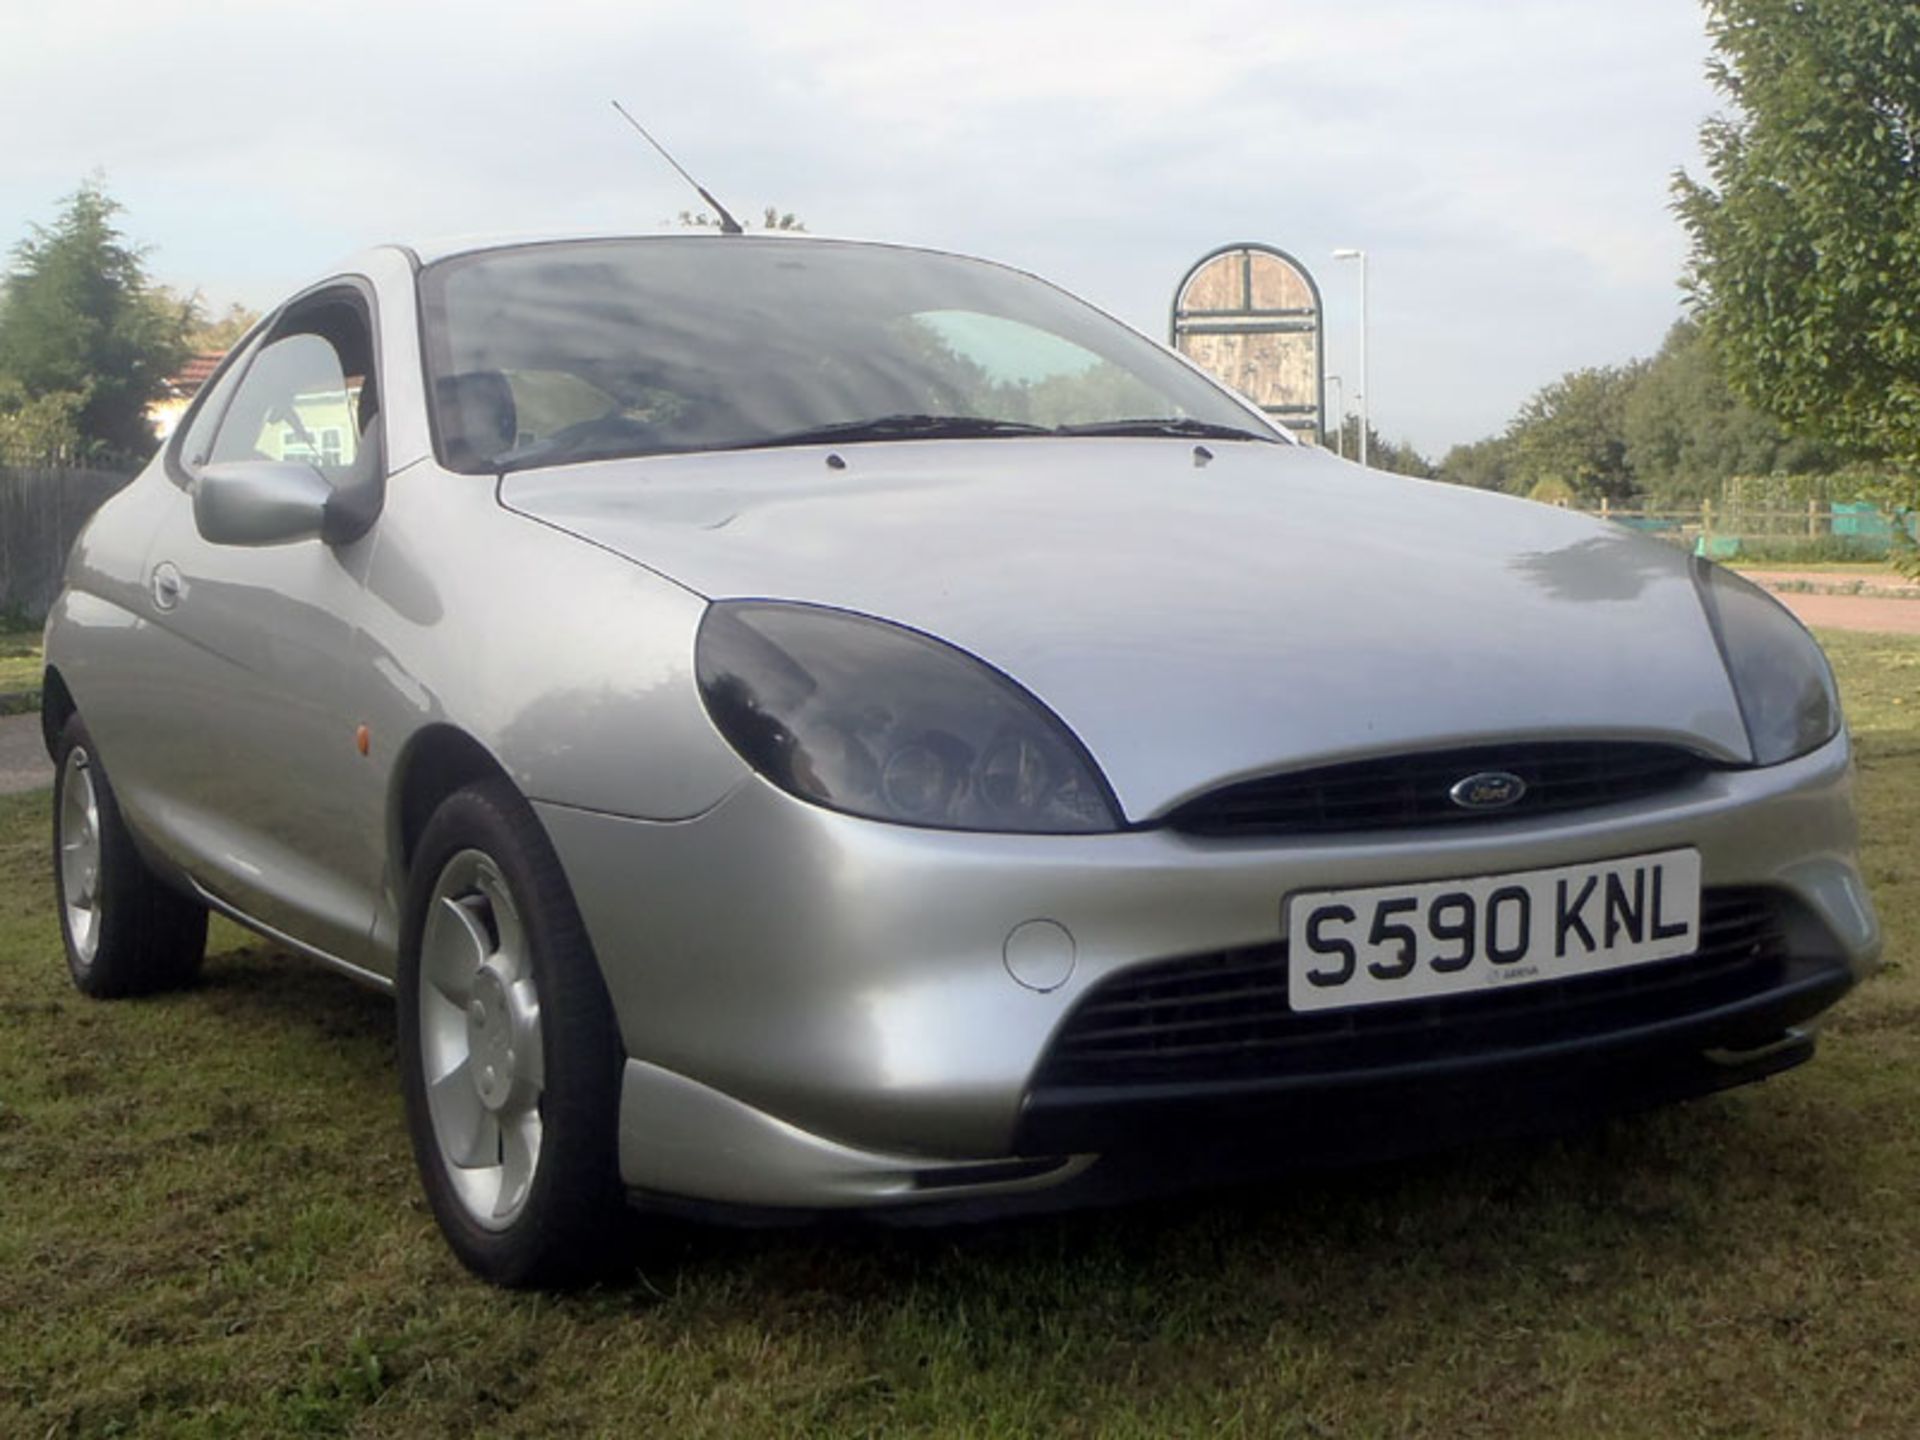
(610, 101), (744, 235)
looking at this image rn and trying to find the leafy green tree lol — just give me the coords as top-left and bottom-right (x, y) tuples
(179, 297), (261, 353)
(1438, 327), (1841, 508)
(1622, 320), (1832, 504)
(1673, 0), (1920, 567)
(1503, 364), (1645, 503)
(1436, 435), (1515, 492)
(676, 207), (806, 232)
(0, 180), (190, 463)
(1323, 416), (1434, 478)
(0, 378), (83, 465)
(1524, 475), (1578, 506)
(1017, 364), (1162, 429)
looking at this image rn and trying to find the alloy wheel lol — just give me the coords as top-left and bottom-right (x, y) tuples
(416, 849), (547, 1230)
(58, 746), (103, 966)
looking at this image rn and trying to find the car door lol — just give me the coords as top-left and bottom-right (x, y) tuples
(133, 283), (390, 968)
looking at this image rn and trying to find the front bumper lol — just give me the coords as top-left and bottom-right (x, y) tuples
(533, 731), (1880, 1211)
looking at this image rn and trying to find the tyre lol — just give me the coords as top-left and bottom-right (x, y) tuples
(396, 778), (627, 1288)
(52, 713), (208, 997)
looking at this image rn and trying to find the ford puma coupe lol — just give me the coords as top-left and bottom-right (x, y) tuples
(43, 234), (1881, 1287)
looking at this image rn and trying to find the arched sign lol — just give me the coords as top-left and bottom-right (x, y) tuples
(1170, 243), (1324, 443)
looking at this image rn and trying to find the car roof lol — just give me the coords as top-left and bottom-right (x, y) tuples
(397, 229), (894, 267)
(313, 231), (933, 305)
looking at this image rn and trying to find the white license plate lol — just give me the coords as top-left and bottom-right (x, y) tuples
(1286, 848), (1701, 1013)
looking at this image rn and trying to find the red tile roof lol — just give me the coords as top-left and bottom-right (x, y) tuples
(165, 350), (227, 396)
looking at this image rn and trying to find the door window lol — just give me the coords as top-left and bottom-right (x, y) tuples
(205, 295), (377, 486)
(175, 333), (263, 476)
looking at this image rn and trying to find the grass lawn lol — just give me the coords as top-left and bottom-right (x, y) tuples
(0, 633), (1915, 1437)
(0, 628), (42, 713)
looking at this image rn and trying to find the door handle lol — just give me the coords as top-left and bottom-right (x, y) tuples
(151, 562), (186, 611)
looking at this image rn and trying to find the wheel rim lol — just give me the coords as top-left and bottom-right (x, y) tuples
(58, 747), (103, 967)
(417, 849), (546, 1230)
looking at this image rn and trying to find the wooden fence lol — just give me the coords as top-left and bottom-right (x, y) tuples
(0, 466), (136, 624)
(1573, 498), (1915, 560)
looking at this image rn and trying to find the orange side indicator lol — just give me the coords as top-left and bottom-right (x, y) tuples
(355, 724), (371, 757)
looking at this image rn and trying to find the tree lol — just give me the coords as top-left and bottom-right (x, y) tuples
(676, 206), (806, 232)
(0, 378), (83, 465)
(1621, 320), (1832, 504)
(1323, 416), (1435, 478)
(1502, 364), (1644, 503)
(153, 289), (261, 358)
(1436, 435), (1515, 492)
(180, 297), (261, 353)
(1673, 0), (1920, 568)
(0, 180), (190, 463)
(1523, 475), (1578, 506)
(1435, 325), (1847, 509)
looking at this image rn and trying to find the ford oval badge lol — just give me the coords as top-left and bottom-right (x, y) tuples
(1449, 771), (1528, 811)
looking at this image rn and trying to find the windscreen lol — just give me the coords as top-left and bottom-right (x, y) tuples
(418, 237), (1277, 473)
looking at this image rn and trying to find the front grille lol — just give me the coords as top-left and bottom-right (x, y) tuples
(1165, 741), (1711, 838)
(1034, 889), (1797, 1089)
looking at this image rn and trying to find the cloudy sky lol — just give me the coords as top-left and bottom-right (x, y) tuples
(0, 0), (1725, 456)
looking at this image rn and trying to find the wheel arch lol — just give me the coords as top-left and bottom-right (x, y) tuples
(40, 665), (76, 760)
(389, 723), (515, 885)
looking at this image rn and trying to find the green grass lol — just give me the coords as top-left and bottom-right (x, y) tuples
(1, 635), (1917, 1437)
(0, 628), (42, 713)
(1717, 535), (1898, 565)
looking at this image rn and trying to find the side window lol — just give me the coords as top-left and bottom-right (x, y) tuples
(175, 333), (264, 477)
(205, 294), (378, 487)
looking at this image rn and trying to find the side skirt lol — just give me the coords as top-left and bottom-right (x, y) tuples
(188, 879), (396, 994)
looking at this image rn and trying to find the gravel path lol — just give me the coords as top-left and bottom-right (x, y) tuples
(1767, 590), (1920, 636)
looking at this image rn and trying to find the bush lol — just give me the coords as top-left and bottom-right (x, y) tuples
(1714, 534), (1894, 564)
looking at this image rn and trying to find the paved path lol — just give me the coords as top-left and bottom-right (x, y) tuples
(0, 712), (51, 796)
(1768, 590), (1920, 636)
(1736, 567), (1920, 634)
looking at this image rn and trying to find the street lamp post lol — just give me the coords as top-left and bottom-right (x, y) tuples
(1326, 374), (1344, 457)
(1332, 248), (1368, 468)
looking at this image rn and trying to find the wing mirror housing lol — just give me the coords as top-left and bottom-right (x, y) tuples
(192, 450), (385, 549)
(193, 461), (332, 547)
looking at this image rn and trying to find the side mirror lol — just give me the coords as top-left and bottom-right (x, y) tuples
(193, 461), (332, 547)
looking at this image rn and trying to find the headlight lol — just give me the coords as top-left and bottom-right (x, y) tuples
(695, 601), (1121, 833)
(1696, 561), (1841, 765)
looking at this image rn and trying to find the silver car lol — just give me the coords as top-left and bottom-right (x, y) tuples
(43, 234), (1881, 1287)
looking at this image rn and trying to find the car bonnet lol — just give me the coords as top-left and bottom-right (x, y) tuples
(499, 439), (1750, 822)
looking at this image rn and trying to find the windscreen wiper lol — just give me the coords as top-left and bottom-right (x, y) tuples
(745, 414), (1057, 449)
(1054, 416), (1278, 442)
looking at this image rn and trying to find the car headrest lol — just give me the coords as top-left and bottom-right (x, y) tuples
(436, 371), (518, 470)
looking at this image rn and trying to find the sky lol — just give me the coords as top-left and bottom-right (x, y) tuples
(0, 0), (1726, 457)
